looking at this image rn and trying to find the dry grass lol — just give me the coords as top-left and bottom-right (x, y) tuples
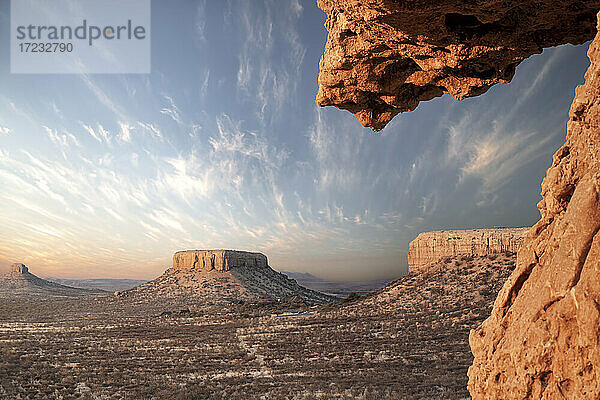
(0, 254), (515, 399)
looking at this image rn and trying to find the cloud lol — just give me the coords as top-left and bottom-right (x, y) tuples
(119, 122), (133, 142)
(460, 128), (556, 195)
(308, 109), (366, 191)
(160, 95), (183, 125)
(0, 126), (10, 135)
(234, 1), (306, 125)
(195, 0), (208, 44)
(79, 123), (111, 144)
(51, 103), (63, 119)
(80, 74), (130, 121)
(81, 123), (102, 143)
(41, 126), (80, 156)
(97, 125), (111, 143)
(25, 224), (62, 238)
(137, 121), (163, 139)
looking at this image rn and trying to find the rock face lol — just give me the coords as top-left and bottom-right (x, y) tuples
(173, 250), (268, 272)
(11, 263), (28, 274)
(0, 263), (103, 297)
(316, 0), (599, 130)
(407, 227), (529, 272)
(125, 250), (334, 306)
(468, 15), (600, 399)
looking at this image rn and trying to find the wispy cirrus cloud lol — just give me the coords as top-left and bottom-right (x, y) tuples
(81, 123), (102, 143)
(160, 95), (183, 125)
(234, 0), (306, 125)
(0, 0), (588, 281)
(80, 74), (129, 121)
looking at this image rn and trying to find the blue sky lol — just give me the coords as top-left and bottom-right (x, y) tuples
(0, 0), (592, 281)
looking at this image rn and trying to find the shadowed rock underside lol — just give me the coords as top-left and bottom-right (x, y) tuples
(316, 0), (599, 130)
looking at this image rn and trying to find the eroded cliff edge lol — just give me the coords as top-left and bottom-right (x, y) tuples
(408, 228), (528, 272)
(316, 0), (598, 130)
(468, 16), (600, 398)
(317, 2), (600, 398)
(173, 250), (268, 272)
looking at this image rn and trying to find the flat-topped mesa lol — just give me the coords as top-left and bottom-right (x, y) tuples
(128, 250), (334, 305)
(408, 227), (529, 272)
(11, 263), (28, 274)
(172, 250), (268, 272)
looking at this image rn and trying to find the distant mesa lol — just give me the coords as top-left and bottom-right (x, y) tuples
(408, 227), (529, 273)
(281, 270), (391, 298)
(0, 263), (105, 298)
(123, 250), (334, 306)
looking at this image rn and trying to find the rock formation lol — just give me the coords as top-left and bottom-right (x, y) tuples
(0, 263), (103, 297)
(408, 227), (528, 272)
(11, 263), (28, 274)
(316, 0), (599, 130)
(173, 250), (268, 272)
(316, 1), (600, 398)
(468, 15), (600, 399)
(124, 250), (334, 306)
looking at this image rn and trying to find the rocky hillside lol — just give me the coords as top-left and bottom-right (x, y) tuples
(408, 227), (528, 272)
(0, 253), (515, 400)
(121, 250), (333, 306)
(44, 278), (147, 293)
(0, 263), (104, 298)
(318, 253), (516, 398)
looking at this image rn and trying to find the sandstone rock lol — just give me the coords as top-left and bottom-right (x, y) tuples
(11, 263), (28, 274)
(408, 227), (528, 272)
(316, 0), (599, 130)
(468, 14), (600, 398)
(173, 250), (267, 272)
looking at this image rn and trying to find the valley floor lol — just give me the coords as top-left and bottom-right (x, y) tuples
(0, 254), (515, 400)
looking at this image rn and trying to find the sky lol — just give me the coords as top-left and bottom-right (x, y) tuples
(0, 0), (592, 281)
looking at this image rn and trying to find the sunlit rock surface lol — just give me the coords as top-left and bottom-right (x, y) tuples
(173, 250), (268, 272)
(408, 227), (528, 272)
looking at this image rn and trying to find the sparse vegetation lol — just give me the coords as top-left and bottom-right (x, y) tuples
(0, 254), (516, 399)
